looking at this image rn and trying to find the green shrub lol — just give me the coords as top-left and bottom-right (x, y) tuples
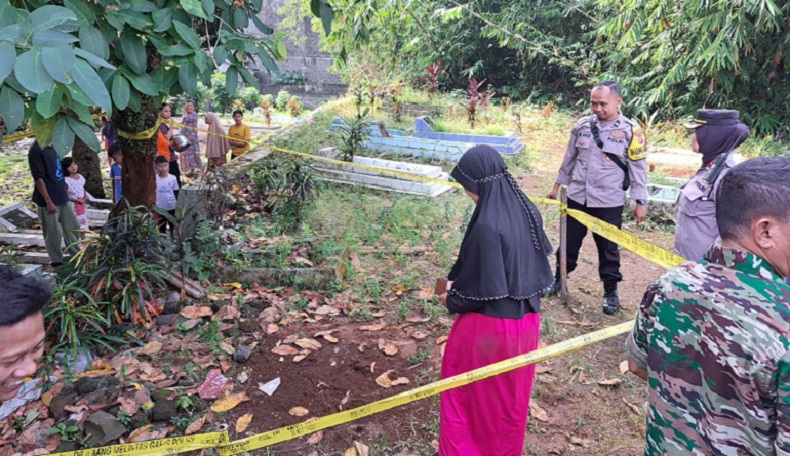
(275, 90), (291, 111)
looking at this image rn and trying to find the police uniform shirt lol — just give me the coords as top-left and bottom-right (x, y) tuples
(556, 113), (648, 208)
(673, 154), (737, 261)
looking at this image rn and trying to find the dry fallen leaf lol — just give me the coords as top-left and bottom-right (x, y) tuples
(339, 390), (350, 411)
(306, 430), (324, 445)
(141, 341), (163, 356)
(219, 342), (235, 355)
(622, 398), (642, 415)
(619, 360), (629, 374)
(359, 323), (386, 331)
(570, 436), (595, 447)
(322, 334), (339, 343)
(375, 370), (410, 388)
(529, 402), (549, 422)
(293, 354), (309, 363)
(535, 365), (553, 374)
(213, 305), (241, 321)
(436, 336), (448, 345)
(370, 311), (387, 318)
(382, 343), (398, 356)
(181, 306), (213, 319)
(295, 338), (322, 350)
(235, 413), (253, 433)
(271, 345), (300, 356)
(355, 441), (370, 456)
(598, 378), (623, 387)
(41, 382), (64, 407)
(185, 413), (211, 435)
(417, 288), (433, 300)
(210, 392), (248, 413)
(289, 407), (309, 417)
(345, 449), (358, 456)
(411, 330), (429, 340)
(265, 323), (280, 334)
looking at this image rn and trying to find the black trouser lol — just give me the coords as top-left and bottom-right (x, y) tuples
(556, 198), (623, 289)
(157, 209), (176, 236)
(169, 160), (181, 200)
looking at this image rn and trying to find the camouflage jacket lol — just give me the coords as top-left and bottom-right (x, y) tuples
(626, 245), (790, 455)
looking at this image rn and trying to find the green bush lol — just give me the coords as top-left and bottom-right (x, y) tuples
(209, 73), (233, 114)
(238, 87), (262, 110)
(274, 70), (308, 85)
(275, 90), (292, 111)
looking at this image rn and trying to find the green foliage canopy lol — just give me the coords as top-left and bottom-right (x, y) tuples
(0, 0), (287, 156)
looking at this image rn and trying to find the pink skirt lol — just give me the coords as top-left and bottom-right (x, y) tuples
(439, 311), (540, 456)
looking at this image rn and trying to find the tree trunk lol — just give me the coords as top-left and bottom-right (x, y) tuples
(71, 137), (107, 200)
(112, 95), (159, 208)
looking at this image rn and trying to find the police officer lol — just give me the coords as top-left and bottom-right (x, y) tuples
(546, 80), (648, 315)
(674, 110), (749, 261)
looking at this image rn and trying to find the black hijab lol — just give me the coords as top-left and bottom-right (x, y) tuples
(447, 146), (554, 300)
(696, 118), (750, 169)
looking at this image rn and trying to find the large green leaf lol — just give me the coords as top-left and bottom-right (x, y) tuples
(120, 34), (147, 74)
(0, 24), (20, 42)
(35, 86), (63, 118)
(174, 20), (201, 49)
(71, 58), (111, 112)
(105, 10), (125, 31)
(0, 40), (15, 84)
(78, 27), (108, 60)
(0, 86), (24, 131)
(0, 1), (18, 28)
(126, 87), (141, 112)
(51, 116), (75, 156)
(41, 45), (74, 83)
(32, 115), (57, 147)
(193, 50), (209, 73)
(200, 0), (214, 17)
(32, 29), (78, 46)
(65, 83), (93, 106)
(13, 47), (54, 94)
(152, 67), (178, 90)
(66, 117), (100, 151)
(128, 0), (158, 13)
(233, 8), (249, 29)
(225, 66), (238, 96)
(122, 68), (159, 96)
(152, 8), (173, 33)
(111, 74), (130, 110)
(73, 48), (115, 70)
(27, 6), (77, 35)
(122, 11), (153, 31)
(213, 45), (228, 65)
(310, 0), (321, 18)
(66, 96), (94, 125)
(319, 1), (332, 36)
(251, 15), (273, 35)
(178, 61), (197, 95)
(255, 48), (277, 73)
(63, 0), (95, 26)
(275, 40), (287, 61)
(158, 44), (194, 57)
(180, 0), (209, 21)
(237, 66), (259, 88)
(249, 0), (263, 11)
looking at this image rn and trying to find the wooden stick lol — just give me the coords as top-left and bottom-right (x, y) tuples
(165, 269), (205, 299)
(560, 187), (570, 304)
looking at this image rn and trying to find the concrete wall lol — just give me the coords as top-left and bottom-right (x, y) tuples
(248, 0), (345, 90)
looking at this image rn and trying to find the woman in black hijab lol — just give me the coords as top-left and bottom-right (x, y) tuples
(438, 145), (554, 456)
(674, 109), (750, 260)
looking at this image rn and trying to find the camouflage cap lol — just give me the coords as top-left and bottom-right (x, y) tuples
(685, 109), (741, 130)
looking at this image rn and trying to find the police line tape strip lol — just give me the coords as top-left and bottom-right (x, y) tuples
(217, 321), (634, 455)
(566, 209), (685, 270)
(2, 114), (104, 144)
(160, 118), (681, 270)
(48, 431), (229, 456)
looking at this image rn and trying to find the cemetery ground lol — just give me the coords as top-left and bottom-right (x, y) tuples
(1, 93), (783, 456)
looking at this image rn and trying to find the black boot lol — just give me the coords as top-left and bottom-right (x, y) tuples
(544, 279), (560, 297)
(602, 283), (620, 315)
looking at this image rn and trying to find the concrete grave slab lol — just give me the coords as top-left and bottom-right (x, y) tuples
(0, 203), (37, 232)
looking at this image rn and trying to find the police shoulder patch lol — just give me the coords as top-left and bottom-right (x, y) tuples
(628, 125), (647, 161)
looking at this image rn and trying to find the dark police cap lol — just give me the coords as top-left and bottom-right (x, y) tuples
(684, 109), (740, 130)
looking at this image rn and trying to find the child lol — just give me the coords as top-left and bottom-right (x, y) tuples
(228, 110), (251, 160)
(108, 144), (123, 204)
(61, 157), (89, 238)
(154, 155), (179, 235)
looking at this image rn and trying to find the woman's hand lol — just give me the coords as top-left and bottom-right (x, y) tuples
(446, 280), (453, 291)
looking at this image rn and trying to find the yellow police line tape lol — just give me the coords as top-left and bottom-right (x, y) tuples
(121, 118), (681, 271)
(48, 431), (229, 456)
(48, 322), (632, 456)
(2, 114), (105, 144)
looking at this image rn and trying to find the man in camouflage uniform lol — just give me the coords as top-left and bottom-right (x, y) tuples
(547, 80), (648, 314)
(627, 157), (790, 455)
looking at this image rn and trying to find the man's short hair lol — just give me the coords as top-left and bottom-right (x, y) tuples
(232, 110), (243, 117)
(154, 155), (168, 165)
(717, 157), (790, 241)
(108, 143), (122, 158)
(0, 266), (50, 328)
(593, 80), (622, 97)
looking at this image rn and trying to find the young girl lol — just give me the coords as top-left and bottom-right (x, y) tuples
(61, 158), (89, 238)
